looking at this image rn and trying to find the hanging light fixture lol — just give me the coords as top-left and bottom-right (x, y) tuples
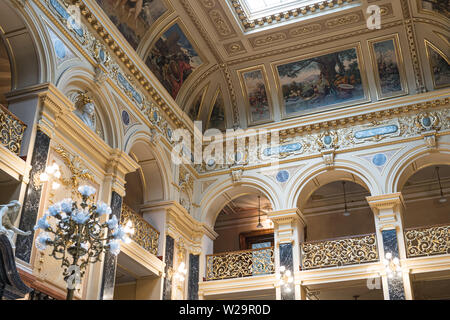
(257, 195), (263, 228)
(342, 181), (351, 216)
(436, 167), (447, 203)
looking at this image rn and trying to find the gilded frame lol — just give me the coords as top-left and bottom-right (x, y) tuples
(144, 17), (209, 99)
(271, 42), (370, 120)
(367, 33), (408, 101)
(237, 65), (274, 127)
(424, 39), (450, 90)
(206, 87), (227, 132)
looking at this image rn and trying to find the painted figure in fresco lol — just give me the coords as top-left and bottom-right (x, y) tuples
(278, 48), (363, 114)
(0, 201), (32, 249)
(146, 28), (198, 99)
(114, 0), (156, 26)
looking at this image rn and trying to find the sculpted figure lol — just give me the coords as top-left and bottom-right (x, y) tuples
(0, 200), (32, 249)
(75, 93), (97, 131)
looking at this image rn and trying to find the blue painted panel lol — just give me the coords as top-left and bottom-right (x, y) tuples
(372, 153), (387, 166)
(50, 0), (84, 37)
(354, 125), (398, 140)
(276, 170), (290, 183)
(263, 142), (302, 157)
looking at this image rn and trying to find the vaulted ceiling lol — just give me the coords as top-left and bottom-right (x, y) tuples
(92, 0), (450, 130)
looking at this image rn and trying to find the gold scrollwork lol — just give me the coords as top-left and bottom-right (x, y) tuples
(404, 224), (450, 258)
(0, 104), (27, 156)
(53, 145), (95, 191)
(301, 234), (379, 270)
(120, 203), (160, 256)
(206, 247), (274, 281)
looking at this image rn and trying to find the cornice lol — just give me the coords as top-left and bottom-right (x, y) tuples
(366, 192), (405, 211)
(268, 208), (307, 226)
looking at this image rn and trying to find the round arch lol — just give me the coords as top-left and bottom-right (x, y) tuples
(0, 1), (49, 90)
(286, 159), (382, 210)
(387, 144), (450, 194)
(198, 174), (283, 228)
(124, 128), (172, 203)
(56, 66), (121, 149)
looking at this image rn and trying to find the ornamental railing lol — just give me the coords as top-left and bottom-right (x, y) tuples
(206, 247), (275, 281)
(120, 203), (159, 256)
(0, 104), (26, 156)
(301, 233), (379, 270)
(404, 224), (450, 258)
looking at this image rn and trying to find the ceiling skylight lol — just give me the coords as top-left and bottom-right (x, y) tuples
(241, 0), (316, 19)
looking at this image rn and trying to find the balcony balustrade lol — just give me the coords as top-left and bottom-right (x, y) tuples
(0, 104), (26, 156)
(404, 224), (450, 258)
(120, 203), (160, 256)
(301, 233), (379, 270)
(206, 247), (275, 281)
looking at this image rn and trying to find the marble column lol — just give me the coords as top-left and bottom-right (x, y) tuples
(367, 193), (413, 300)
(163, 235), (174, 300)
(15, 130), (51, 263)
(99, 191), (122, 300)
(188, 253), (199, 300)
(279, 243), (295, 300)
(268, 209), (306, 300)
(381, 229), (406, 300)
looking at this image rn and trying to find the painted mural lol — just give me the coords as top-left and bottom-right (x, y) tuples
(96, 0), (168, 49)
(186, 87), (206, 122)
(371, 38), (405, 98)
(420, 0), (450, 17)
(241, 68), (272, 125)
(276, 47), (365, 116)
(206, 91), (226, 132)
(145, 23), (203, 99)
(427, 42), (450, 89)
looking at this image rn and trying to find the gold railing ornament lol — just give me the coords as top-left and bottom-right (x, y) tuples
(0, 104), (26, 156)
(404, 224), (450, 258)
(120, 204), (160, 256)
(206, 247), (275, 281)
(301, 234), (379, 270)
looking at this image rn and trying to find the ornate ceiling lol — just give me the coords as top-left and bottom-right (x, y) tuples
(92, 0), (450, 130)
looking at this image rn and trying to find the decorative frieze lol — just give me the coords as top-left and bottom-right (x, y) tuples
(196, 102), (450, 174)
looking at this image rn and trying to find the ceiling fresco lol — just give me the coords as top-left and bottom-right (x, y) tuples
(91, 0), (450, 131)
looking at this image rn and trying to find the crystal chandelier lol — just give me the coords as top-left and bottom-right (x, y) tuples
(34, 185), (134, 300)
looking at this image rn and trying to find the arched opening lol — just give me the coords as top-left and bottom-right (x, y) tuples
(0, 36), (11, 106)
(401, 165), (450, 229)
(301, 181), (375, 242)
(401, 165), (450, 300)
(293, 171), (382, 300)
(214, 194), (274, 253)
(113, 140), (166, 300)
(202, 185), (277, 300)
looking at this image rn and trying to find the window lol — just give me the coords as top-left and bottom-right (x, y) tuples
(241, 0), (315, 19)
